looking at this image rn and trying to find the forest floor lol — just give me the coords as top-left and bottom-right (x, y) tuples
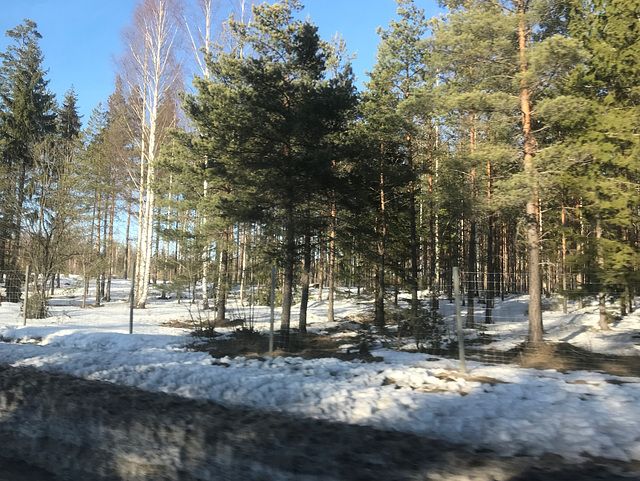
(0, 278), (640, 479)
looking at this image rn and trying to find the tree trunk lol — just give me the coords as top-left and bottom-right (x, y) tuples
(95, 194), (102, 307)
(467, 219), (477, 328)
(595, 217), (611, 330)
(328, 196), (337, 323)
(375, 153), (387, 329)
(124, 202), (131, 280)
(485, 160), (494, 324)
(280, 205), (295, 346)
(299, 231), (311, 333)
(577, 202), (584, 309)
(317, 239), (324, 302)
(106, 194), (115, 302)
(519, 7), (543, 343)
(216, 228), (230, 324)
(201, 179), (210, 310)
(82, 274), (88, 309)
(407, 134), (419, 321)
(239, 225), (248, 305)
(561, 204), (568, 313)
(485, 218), (494, 324)
(136, 164), (156, 309)
(466, 118), (477, 327)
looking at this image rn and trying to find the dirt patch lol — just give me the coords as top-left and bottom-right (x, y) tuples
(161, 319), (199, 329)
(0, 336), (43, 345)
(433, 371), (507, 386)
(500, 342), (640, 377)
(192, 329), (382, 362)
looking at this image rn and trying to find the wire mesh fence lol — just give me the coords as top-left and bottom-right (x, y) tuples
(1, 265), (638, 378)
(409, 269), (640, 377)
(0, 269), (30, 325)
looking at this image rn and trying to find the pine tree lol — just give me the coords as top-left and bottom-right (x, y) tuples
(184, 0), (356, 341)
(367, 0), (431, 323)
(431, 1), (517, 326)
(359, 65), (407, 329)
(433, 0), (582, 342)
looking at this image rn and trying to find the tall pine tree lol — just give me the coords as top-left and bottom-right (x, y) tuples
(184, 0), (356, 340)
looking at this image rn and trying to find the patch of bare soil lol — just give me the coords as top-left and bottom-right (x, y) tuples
(433, 371), (507, 386)
(192, 329), (383, 362)
(501, 342), (640, 377)
(161, 319), (199, 329)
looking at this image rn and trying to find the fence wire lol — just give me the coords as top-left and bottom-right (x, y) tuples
(1, 267), (638, 378)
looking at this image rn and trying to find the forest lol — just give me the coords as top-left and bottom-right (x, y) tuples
(0, 0), (638, 348)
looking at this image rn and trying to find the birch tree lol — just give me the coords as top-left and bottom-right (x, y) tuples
(120, 0), (183, 308)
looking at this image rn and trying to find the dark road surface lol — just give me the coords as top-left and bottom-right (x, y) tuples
(2, 365), (640, 481)
(0, 457), (57, 481)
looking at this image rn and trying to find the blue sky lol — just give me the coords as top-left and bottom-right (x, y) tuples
(1, 0), (442, 126)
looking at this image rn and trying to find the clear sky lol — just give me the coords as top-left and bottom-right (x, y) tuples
(1, 0), (442, 126)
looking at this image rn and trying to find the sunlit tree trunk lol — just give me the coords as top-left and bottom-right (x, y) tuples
(121, 0), (182, 308)
(328, 193), (337, 323)
(375, 152), (387, 329)
(518, 5), (543, 343)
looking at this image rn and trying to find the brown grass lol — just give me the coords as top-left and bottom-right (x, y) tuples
(505, 342), (640, 377)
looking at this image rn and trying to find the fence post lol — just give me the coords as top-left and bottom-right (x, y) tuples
(129, 262), (136, 334)
(269, 265), (275, 354)
(453, 267), (467, 374)
(22, 265), (30, 327)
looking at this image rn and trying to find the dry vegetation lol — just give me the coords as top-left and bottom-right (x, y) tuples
(164, 315), (640, 378)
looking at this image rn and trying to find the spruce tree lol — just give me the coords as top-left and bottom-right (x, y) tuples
(561, 0), (640, 326)
(0, 19), (56, 297)
(59, 87), (82, 140)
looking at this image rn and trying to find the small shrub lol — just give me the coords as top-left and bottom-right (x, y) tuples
(412, 310), (449, 351)
(254, 287), (283, 307)
(24, 292), (49, 319)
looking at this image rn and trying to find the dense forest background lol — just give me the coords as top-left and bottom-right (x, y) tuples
(0, 0), (638, 345)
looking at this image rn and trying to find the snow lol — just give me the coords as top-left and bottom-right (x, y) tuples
(1, 279), (640, 463)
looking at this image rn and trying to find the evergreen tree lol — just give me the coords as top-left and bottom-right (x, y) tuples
(184, 0), (356, 341)
(366, 0), (431, 323)
(59, 87), (82, 140)
(0, 19), (56, 298)
(431, 1), (517, 325)
(434, 0), (582, 342)
(561, 0), (640, 326)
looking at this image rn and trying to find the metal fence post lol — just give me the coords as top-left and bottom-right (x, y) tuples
(453, 267), (467, 374)
(22, 265), (30, 327)
(129, 262), (136, 334)
(269, 265), (275, 354)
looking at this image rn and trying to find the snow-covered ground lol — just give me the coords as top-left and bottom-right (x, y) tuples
(1, 279), (640, 463)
